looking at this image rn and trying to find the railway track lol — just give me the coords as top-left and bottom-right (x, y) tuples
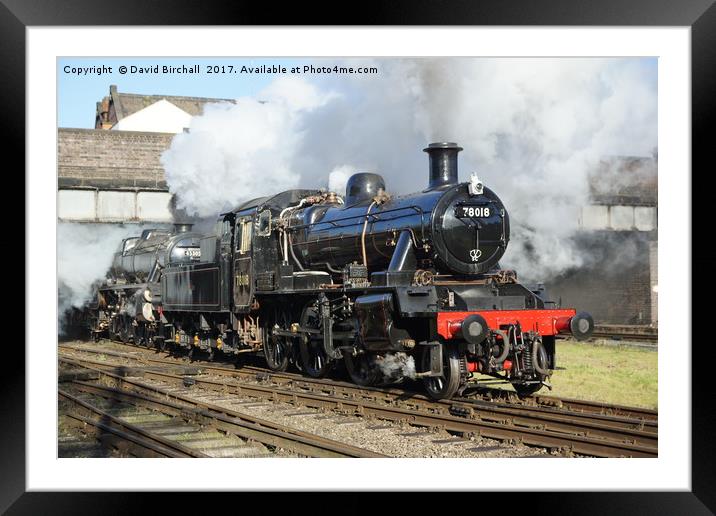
(59, 361), (385, 458)
(60, 386), (217, 458)
(60, 341), (658, 423)
(59, 341), (658, 458)
(590, 325), (658, 343)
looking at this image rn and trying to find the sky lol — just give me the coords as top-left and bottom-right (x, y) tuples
(57, 57), (295, 128)
(59, 57), (351, 128)
(58, 56), (658, 129)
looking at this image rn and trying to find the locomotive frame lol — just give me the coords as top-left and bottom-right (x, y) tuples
(91, 142), (593, 400)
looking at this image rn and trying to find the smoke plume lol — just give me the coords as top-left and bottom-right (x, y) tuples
(57, 222), (161, 318)
(161, 58), (657, 281)
(160, 76), (336, 218)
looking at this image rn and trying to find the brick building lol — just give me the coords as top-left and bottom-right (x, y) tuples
(549, 156), (658, 326)
(58, 128), (175, 222)
(59, 85), (230, 223)
(59, 128), (172, 190)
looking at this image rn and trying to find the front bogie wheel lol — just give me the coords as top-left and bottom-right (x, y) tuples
(422, 345), (463, 400)
(511, 338), (550, 397)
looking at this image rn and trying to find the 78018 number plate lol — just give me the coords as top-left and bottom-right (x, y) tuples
(455, 205), (491, 218)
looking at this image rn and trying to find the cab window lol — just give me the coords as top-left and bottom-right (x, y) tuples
(236, 219), (253, 253)
(257, 210), (271, 237)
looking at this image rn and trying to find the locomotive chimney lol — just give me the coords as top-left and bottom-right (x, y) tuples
(173, 223), (193, 233)
(424, 142), (463, 190)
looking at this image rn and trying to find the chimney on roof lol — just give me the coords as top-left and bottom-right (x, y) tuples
(97, 95), (113, 129)
(101, 97), (110, 119)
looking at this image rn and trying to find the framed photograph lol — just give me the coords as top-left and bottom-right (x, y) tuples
(9, 0), (713, 512)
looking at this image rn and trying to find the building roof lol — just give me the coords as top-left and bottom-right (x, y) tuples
(112, 99), (194, 133)
(95, 84), (235, 129)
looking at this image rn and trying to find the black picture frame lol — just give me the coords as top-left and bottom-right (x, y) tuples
(7, 0), (714, 513)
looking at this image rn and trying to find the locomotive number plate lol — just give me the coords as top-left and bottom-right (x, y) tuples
(184, 249), (201, 258)
(456, 205), (491, 218)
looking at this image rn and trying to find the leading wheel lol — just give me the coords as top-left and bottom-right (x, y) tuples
(421, 345), (462, 400)
(298, 301), (333, 378)
(511, 339), (550, 397)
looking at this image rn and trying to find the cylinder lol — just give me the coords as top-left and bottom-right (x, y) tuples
(424, 142), (463, 190)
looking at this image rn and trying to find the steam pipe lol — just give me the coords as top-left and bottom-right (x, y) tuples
(287, 233), (305, 271)
(388, 230), (417, 272)
(361, 201), (377, 266)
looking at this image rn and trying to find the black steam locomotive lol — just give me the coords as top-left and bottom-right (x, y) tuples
(89, 142), (593, 399)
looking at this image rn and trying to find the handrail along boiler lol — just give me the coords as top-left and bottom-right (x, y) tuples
(91, 142), (593, 400)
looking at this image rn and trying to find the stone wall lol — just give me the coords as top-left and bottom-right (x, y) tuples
(58, 128), (173, 190)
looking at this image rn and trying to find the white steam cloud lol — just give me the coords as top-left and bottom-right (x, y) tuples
(161, 76), (336, 218)
(375, 353), (416, 381)
(327, 164), (357, 194)
(161, 58), (657, 281)
(57, 222), (159, 316)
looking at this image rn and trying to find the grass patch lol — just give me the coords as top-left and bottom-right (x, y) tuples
(475, 341), (658, 409)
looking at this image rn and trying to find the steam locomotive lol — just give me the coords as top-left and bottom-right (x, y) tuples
(89, 142), (594, 400)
